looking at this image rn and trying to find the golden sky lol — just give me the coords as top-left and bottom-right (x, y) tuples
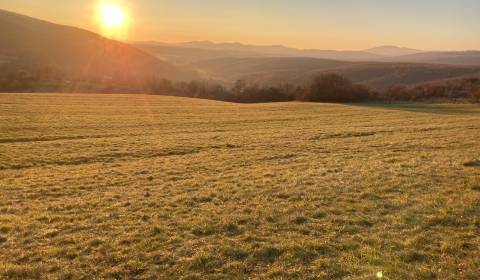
(2, 0), (480, 50)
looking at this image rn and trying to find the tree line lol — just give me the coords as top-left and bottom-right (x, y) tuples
(1, 64), (479, 103)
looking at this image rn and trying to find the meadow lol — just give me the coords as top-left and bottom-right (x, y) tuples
(0, 93), (479, 279)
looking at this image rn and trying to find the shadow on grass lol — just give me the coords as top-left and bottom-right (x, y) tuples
(352, 102), (480, 115)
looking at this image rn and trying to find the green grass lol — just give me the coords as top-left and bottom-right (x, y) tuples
(1, 93), (480, 279)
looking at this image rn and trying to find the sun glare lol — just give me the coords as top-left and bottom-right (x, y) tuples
(96, 1), (129, 38)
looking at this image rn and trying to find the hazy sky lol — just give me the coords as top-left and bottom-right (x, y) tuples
(1, 0), (479, 50)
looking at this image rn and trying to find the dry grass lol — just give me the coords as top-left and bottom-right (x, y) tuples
(1, 93), (479, 279)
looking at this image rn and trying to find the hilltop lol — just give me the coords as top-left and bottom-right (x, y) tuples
(0, 9), (197, 81)
(365, 45), (422, 57)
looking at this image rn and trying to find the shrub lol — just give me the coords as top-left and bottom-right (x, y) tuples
(472, 86), (480, 103)
(299, 73), (371, 102)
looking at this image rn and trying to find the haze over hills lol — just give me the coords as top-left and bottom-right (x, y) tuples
(1, 8), (480, 93)
(136, 41), (480, 67)
(189, 57), (354, 81)
(135, 41), (480, 89)
(133, 42), (269, 65)
(134, 41), (384, 64)
(191, 57), (480, 89)
(381, 51), (480, 66)
(0, 9), (197, 81)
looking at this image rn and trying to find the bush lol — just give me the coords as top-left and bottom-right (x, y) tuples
(380, 77), (480, 103)
(235, 84), (295, 103)
(299, 73), (371, 102)
(472, 86), (480, 103)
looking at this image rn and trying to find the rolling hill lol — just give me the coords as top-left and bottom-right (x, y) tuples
(0, 9), (197, 81)
(137, 41), (480, 68)
(191, 57), (480, 89)
(178, 42), (480, 66)
(133, 42), (269, 65)
(190, 57), (354, 81)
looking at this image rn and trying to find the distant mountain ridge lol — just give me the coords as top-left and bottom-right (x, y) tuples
(134, 41), (384, 63)
(136, 41), (480, 67)
(382, 51), (480, 66)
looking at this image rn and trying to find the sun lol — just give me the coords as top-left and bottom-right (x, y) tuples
(100, 3), (124, 28)
(96, 1), (129, 38)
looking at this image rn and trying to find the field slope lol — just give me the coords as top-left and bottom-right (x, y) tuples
(1, 94), (479, 279)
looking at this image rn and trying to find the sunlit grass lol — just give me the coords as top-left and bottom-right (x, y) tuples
(0, 93), (479, 279)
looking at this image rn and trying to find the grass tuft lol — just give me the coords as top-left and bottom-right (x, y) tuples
(253, 246), (284, 263)
(224, 223), (241, 236)
(222, 247), (249, 261)
(464, 160), (480, 167)
(292, 216), (309, 224)
(471, 182), (480, 191)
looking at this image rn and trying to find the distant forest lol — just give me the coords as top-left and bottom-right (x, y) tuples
(1, 63), (479, 103)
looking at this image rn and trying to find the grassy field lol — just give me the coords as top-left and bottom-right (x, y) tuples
(1, 93), (479, 279)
